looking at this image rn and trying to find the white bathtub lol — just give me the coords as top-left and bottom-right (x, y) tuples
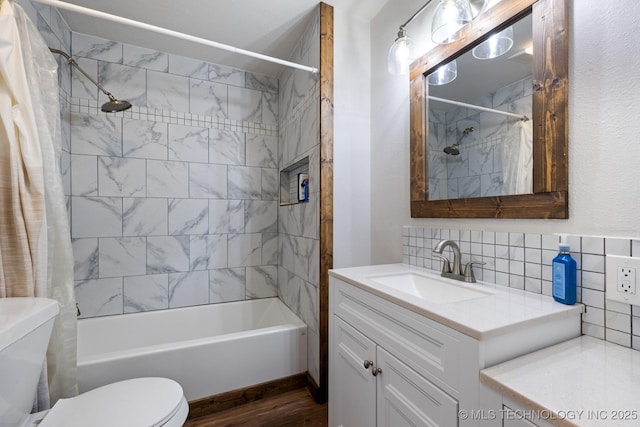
(77, 298), (307, 401)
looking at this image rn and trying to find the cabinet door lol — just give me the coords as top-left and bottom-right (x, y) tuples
(504, 418), (539, 427)
(332, 317), (377, 427)
(377, 347), (458, 427)
(503, 405), (547, 427)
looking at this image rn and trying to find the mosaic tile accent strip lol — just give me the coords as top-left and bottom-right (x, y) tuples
(69, 98), (278, 137)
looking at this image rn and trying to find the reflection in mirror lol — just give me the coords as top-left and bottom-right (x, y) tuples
(427, 14), (533, 201)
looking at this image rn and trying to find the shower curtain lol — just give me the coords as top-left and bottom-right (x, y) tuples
(502, 119), (533, 195)
(0, 0), (77, 407)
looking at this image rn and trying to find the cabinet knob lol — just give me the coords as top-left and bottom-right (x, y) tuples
(371, 367), (382, 376)
(363, 360), (373, 369)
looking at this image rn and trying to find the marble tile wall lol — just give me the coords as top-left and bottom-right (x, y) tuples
(17, 0), (73, 202)
(429, 76), (532, 199)
(64, 31), (280, 318)
(277, 8), (321, 385)
(25, 0), (319, 379)
(403, 227), (640, 351)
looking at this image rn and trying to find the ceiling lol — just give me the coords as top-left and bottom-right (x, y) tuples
(58, 0), (390, 76)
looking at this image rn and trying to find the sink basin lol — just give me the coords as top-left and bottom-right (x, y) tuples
(368, 272), (494, 304)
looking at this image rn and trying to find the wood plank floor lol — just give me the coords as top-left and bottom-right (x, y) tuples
(184, 388), (328, 427)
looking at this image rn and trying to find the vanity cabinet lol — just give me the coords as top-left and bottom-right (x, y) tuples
(330, 277), (479, 427)
(333, 316), (458, 426)
(332, 316), (376, 427)
(500, 401), (554, 427)
(329, 271), (582, 427)
(502, 409), (540, 427)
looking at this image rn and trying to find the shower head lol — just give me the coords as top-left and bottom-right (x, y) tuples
(49, 48), (132, 113)
(443, 145), (460, 155)
(443, 127), (475, 155)
(101, 96), (132, 113)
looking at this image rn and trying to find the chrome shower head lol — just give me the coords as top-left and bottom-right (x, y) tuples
(443, 145), (460, 155)
(49, 48), (132, 113)
(101, 96), (132, 113)
(444, 127), (475, 155)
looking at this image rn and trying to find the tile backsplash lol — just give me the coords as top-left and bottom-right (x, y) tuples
(403, 227), (640, 351)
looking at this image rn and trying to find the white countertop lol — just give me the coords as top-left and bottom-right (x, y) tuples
(480, 336), (640, 427)
(329, 263), (583, 340)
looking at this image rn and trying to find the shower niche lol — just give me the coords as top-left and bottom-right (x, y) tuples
(279, 156), (310, 206)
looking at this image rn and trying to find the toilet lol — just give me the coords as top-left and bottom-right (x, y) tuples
(0, 297), (189, 427)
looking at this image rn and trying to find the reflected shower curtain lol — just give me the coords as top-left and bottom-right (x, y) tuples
(502, 119), (533, 195)
(0, 0), (77, 407)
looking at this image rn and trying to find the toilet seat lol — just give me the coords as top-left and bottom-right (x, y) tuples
(39, 377), (188, 427)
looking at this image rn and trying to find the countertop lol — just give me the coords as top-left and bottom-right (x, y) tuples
(480, 336), (640, 427)
(329, 263), (583, 340)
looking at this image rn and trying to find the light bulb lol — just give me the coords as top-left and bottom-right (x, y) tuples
(388, 29), (415, 75)
(431, 0), (474, 45)
(427, 60), (457, 85)
(472, 26), (514, 59)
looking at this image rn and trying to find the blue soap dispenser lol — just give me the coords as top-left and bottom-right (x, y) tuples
(552, 238), (577, 305)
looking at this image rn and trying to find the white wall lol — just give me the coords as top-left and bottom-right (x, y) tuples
(333, 7), (372, 268)
(370, 0), (640, 264)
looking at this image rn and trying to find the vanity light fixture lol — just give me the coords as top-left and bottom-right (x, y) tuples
(388, 27), (416, 75)
(387, 0), (434, 75)
(472, 25), (514, 59)
(388, 0), (486, 75)
(431, 0), (474, 44)
(427, 59), (457, 85)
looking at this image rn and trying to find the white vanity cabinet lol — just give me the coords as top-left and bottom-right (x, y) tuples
(332, 316), (376, 427)
(330, 277), (481, 427)
(501, 404), (553, 427)
(333, 316), (458, 427)
(329, 268), (583, 427)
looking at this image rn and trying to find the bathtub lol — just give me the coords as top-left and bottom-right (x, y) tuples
(77, 297), (307, 401)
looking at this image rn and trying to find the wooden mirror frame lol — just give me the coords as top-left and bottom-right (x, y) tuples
(409, 0), (568, 218)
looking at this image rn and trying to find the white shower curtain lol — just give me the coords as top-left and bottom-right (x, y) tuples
(0, 0), (77, 407)
(502, 119), (533, 195)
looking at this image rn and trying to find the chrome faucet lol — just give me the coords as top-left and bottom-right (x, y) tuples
(433, 240), (462, 276)
(432, 239), (484, 283)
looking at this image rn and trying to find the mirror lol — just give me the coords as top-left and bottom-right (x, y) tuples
(410, 0), (568, 218)
(428, 15), (532, 200)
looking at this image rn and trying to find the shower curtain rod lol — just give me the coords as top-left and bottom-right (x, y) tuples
(428, 95), (529, 121)
(30, 0), (319, 74)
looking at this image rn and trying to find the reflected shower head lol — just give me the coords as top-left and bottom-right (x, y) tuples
(443, 127), (475, 156)
(443, 145), (460, 155)
(49, 48), (132, 113)
(101, 96), (132, 113)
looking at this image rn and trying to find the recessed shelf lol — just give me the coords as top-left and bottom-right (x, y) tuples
(280, 156), (309, 206)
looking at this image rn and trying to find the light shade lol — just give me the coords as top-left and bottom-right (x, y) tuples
(427, 60), (457, 85)
(431, 0), (473, 45)
(388, 29), (415, 75)
(472, 25), (514, 59)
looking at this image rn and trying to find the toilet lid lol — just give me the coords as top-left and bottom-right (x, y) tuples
(40, 377), (186, 427)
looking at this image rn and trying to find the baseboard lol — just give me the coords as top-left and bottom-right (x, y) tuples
(187, 373), (307, 420)
(306, 372), (323, 404)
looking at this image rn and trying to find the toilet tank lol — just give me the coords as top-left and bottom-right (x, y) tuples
(0, 298), (59, 426)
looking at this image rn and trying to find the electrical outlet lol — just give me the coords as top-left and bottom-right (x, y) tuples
(606, 255), (640, 305)
(618, 267), (636, 294)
